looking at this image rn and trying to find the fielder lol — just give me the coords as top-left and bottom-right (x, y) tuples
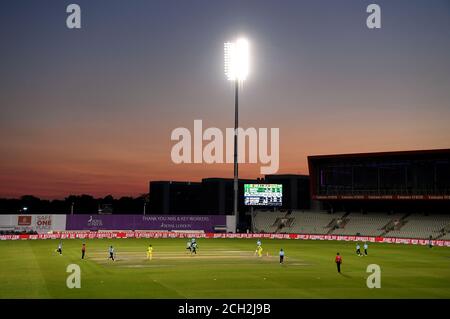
(186, 240), (192, 253)
(108, 245), (115, 261)
(56, 241), (63, 255)
(81, 243), (86, 259)
(191, 242), (198, 255)
(356, 243), (361, 256)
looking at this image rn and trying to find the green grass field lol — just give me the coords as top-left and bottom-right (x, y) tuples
(0, 238), (449, 298)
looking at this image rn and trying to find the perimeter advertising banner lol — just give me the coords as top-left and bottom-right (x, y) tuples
(0, 215), (67, 233)
(65, 214), (227, 232)
(1, 231), (449, 247)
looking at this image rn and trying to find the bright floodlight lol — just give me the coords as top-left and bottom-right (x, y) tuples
(224, 38), (249, 81)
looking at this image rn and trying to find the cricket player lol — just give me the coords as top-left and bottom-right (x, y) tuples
(81, 243), (86, 259)
(186, 240), (192, 253)
(108, 245), (115, 261)
(428, 236), (433, 248)
(356, 243), (361, 256)
(255, 240), (262, 255)
(147, 244), (153, 260)
(335, 252), (342, 273)
(364, 242), (368, 256)
(257, 245), (263, 257)
(56, 241), (62, 255)
(279, 248), (285, 264)
(191, 242), (198, 255)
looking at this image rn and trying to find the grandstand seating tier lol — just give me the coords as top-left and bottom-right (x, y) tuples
(252, 211), (450, 239)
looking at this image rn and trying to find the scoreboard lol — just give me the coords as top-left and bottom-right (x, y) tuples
(244, 184), (283, 206)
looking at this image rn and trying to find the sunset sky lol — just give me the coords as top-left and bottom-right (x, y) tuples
(1, 0), (449, 199)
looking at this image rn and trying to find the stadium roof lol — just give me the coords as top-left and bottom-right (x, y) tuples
(308, 148), (450, 160)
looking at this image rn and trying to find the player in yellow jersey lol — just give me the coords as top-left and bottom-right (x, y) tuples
(254, 239), (262, 256)
(147, 244), (153, 260)
(257, 245), (263, 257)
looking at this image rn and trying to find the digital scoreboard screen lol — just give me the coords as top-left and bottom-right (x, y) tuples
(244, 184), (283, 206)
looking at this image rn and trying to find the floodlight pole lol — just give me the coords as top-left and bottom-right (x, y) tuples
(233, 80), (239, 232)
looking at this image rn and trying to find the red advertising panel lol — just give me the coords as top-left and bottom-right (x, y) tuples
(17, 216), (32, 226)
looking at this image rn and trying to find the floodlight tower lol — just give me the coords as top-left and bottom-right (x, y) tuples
(224, 38), (249, 232)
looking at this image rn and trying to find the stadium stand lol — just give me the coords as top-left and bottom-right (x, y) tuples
(440, 233), (450, 240)
(330, 212), (404, 236)
(252, 211), (450, 239)
(253, 210), (345, 234)
(386, 214), (450, 239)
(252, 211), (285, 233)
(287, 211), (345, 234)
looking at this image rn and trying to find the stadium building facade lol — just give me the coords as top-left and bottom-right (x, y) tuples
(149, 178), (260, 216)
(308, 149), (450, 213)
(149, 181), (202, 215)
(264, 174), (310, 210)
